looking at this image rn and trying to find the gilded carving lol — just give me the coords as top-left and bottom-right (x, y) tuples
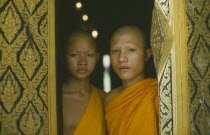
(191, 35), (210, 78)
(151, 1), (175, 133)
(0, 0), (49, 134)
(19, 103), (42, 134)
(151, 7), (164, 72)
(2, 45), (17, 66)
(157, 0), (170, 20)
(207, 14), (210, 31)
(194, 103), (209, 134)
(1, 114), (19, 134)
(0, 0), (8, 9)
(158, 55), (173, 134)
(0, 1), (22, 44)
(23, 0), (43, 15)
(186, 13), (194, 44)
(25, 88), (37, 101)
(38, 12), (48, 45)
(187, 0), (210, 134)
(38, 75), (48, 106)
(190, 0), (207, 15)
(18, 38), (42, 80)
(151, 1), (173, 75)
(0, 68), (21, 113)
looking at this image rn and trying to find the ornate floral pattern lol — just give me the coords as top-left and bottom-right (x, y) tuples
(187, 0), (210, 134)
(0, 0), (49, 134)
(159, 55), (173, 134)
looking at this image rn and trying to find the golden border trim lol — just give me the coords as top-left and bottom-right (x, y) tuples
(48, 0), (57, 134)
(172, 0), (189, 134)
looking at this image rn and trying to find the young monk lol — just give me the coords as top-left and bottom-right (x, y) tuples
(105, 26), (158, 135)
(62, 31), (106, 135)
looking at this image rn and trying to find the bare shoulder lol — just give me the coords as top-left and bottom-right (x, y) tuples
(105, 86), (123, 105)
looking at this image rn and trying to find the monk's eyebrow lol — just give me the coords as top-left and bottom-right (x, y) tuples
(124, 43), (136, 46)
(110, 46), (119, 50)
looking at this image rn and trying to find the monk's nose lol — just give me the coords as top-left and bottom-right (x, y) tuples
(78, 56), (87, 65)
(119, 51), (128, 63)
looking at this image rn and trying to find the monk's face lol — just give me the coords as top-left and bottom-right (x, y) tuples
(65, 36), (98, 79)
(110, 31), (148, 81)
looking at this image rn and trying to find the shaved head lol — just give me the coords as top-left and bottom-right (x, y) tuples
(111, 26), (148, 50)
(64, 30), (98, 53)
(68, 30), (94, 41)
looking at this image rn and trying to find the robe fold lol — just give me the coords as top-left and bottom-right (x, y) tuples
(105, 78), (158, 135)
(73, 86), (106, 135)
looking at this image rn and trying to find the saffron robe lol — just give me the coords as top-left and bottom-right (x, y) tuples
(105, 78), (158, 135)
(73, 86), (106, 135)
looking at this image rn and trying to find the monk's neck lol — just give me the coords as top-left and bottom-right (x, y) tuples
(63, 77), (91, 93)
(122, 75), (145, 89)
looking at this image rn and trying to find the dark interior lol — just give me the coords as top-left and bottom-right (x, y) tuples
(55, 0), (155, 134)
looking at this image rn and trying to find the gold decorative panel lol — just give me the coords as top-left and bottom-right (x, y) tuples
(186, 0), (210, 134)
(151, 1), (173, 73)
(152, 0), (209, 134)
(151, 1), (174, 134)
(158, 55), (173, 134)
(157, 0), (170, 20)
(0, 0), (55, 134)
(152, 0), (190, 134)
(151, 7), (164, 72)
(1, 68), (21, 113)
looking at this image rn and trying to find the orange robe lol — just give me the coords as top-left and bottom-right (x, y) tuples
(105, 78), (158, 135)
(73, 86), (106, 135)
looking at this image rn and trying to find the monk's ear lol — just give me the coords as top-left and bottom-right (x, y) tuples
(145, 49), (152, 62)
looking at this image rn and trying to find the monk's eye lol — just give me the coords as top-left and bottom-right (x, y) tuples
(111, 49), (119, 53)
(70, 54), (78, 57)
(128, 48), (136, 52)
(87, 53), (94, 57)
